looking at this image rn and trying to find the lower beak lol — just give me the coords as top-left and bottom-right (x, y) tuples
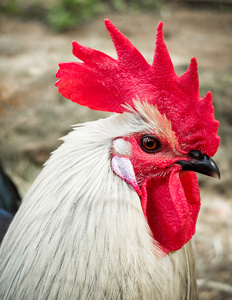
(175, 151), (220, 179)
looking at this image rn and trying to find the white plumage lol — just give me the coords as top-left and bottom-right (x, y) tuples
(0, 104), (197, 299)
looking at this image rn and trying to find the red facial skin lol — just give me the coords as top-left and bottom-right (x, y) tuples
(120, 134), (201, 254)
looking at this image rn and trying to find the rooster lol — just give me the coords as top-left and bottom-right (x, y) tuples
(0, 20), (220, 300)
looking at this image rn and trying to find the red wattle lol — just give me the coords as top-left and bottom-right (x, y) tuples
(144, 166), (201, 254)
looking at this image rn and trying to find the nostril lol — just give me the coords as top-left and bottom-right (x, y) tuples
(189, 150), (204, 160)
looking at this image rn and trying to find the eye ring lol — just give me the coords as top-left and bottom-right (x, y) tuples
(140, 135), (162, 153)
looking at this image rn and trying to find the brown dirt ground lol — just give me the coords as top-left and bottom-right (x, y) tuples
(0, 4), (232, 299)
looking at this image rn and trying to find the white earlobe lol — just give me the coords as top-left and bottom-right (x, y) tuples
(111, 156), (141, 195)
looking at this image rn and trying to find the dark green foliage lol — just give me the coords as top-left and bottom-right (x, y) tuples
(48, 0), (162, 32)
(0, 0), (162, 32)
(0, 0), (19, 16)
(48, 0), (106, 32)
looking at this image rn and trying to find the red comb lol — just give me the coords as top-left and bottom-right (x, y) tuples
(56, 19), (220, 156)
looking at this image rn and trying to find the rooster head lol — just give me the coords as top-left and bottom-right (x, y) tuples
(56, 20), (220, 254)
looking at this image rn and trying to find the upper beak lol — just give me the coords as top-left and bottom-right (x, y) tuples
(175, 150), (220, 179)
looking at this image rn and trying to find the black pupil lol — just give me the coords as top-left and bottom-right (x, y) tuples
(146, 139), (155, 148)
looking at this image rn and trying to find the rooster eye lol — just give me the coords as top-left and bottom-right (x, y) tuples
(140, 135), (162, 153)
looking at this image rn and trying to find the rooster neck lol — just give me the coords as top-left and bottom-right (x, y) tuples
(0, 116), (197, 300)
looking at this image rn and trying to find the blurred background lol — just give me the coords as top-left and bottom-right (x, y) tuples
(0, 0), (231, 298)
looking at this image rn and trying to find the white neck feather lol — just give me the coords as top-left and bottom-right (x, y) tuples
(0, 113), (197, 300)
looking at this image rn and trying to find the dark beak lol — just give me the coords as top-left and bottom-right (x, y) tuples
(175, 150), (220, 179)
